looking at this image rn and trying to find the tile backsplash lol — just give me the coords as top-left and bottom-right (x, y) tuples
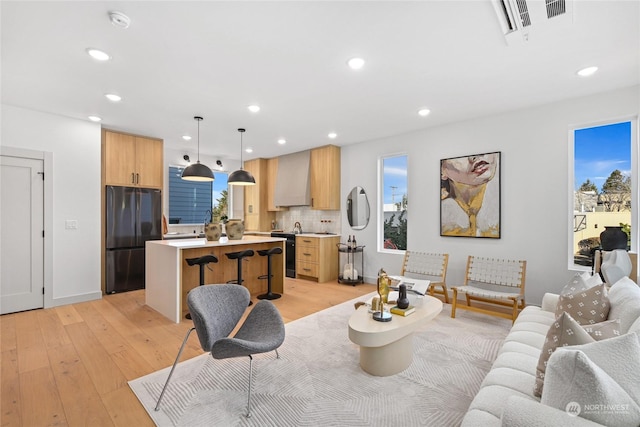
(166, 206), (342, 235)
(275, 207), (341, 234)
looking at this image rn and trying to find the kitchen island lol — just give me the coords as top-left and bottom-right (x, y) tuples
(146, 236), (286, 323)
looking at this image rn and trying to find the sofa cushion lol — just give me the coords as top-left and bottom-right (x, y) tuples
(556, 283), (609, 325)
(502, 395), (606, 426)
(541, 333), (640, 427)
(608, 276), (640, 333)
(533, 313), (620, 397)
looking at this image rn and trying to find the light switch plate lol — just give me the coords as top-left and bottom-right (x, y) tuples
(65, 220), (78, 229)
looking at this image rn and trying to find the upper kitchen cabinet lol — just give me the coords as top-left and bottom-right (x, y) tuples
(310, 145), (341, 210)
(244, 158), (275, 231)
(267, 157), (288, 212)
(102, 129), (163, 189)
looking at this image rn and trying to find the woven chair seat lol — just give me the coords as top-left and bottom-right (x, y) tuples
(454, 285), (523, 301)
(451, 256), (527, 323)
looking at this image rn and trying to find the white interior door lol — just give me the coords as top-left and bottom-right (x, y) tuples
(0, 155), (44, 314)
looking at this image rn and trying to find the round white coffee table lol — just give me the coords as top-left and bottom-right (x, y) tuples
(348, 295), (443, 376)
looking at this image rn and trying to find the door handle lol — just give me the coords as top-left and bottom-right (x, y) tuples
(136, 173), (140, 184)
(131, 173), (135, 184)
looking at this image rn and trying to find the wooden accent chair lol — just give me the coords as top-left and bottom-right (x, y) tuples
(451, 256), (527, 323)
(400, 251), (450, 303)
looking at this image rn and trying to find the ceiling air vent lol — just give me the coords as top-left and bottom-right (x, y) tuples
(516, 0), (532, 27)
(492, 0), (573, 45)
(546, 0), (566, 19)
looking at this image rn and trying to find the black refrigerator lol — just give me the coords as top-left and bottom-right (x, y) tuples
(105, 186), (162, 293)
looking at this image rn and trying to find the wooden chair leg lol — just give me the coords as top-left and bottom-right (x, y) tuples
(451, 288), (458, 318)
(511, 299), (518, 324)
(441, 285), (450, 304)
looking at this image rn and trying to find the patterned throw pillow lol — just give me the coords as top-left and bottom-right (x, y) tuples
(555, 282), (610, 325)
(533, 312), (620, 397)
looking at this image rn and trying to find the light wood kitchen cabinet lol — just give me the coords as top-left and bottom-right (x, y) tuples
(296, 235), (340, 282)
(244, 158), (275, 231)
(103, 129), (163, 188)
(310, 145), (341, 210)
(267, 157), (288, 212)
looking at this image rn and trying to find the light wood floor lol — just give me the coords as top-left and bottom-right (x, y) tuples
(0, 278), (376, 427)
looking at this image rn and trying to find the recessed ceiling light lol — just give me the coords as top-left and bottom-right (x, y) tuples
(328, 132), (337, 139)
(88, 115), (102, 122)
(577, 66), (598, 77)
(245, 147), (254, 153)
(182, 135), (192, 141)
(418, 108), (431, 117)
(277, 139), (286, 145)
(105, 93), (122, 102)
(347, 57), (365, 70)
(86, 48), (110, 61)
(248, 105), (260, 113)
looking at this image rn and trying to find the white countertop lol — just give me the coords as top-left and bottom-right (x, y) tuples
(244, 231), (341, 238)
(149, 235), (286, 249)
(297, 233), (341, 238)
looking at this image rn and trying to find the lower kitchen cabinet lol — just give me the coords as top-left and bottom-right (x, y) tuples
(296, 235), (340, 282)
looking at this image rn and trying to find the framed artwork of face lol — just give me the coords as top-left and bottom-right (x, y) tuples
(440, 151), (501, 238)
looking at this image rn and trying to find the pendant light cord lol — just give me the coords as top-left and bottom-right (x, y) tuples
(238, 128), (246, 170)
(195, 116), (203, 163)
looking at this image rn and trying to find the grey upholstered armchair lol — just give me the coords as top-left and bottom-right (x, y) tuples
(155, 284), (285, 417)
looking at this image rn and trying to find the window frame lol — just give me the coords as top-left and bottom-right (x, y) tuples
(567, 117), (638, 271)
(168, 165), (230, 225)
(378, 153), (408, 253)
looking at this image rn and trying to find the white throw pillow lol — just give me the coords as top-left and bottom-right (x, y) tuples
(582, 271), (603, 288)
(541, 333), (640, 426)
(608, 277), (640, 333)
(533, 312), (620, 397)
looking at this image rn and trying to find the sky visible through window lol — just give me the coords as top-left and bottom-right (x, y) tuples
(575, 122), (631, 191)
(383, 155), (407, 205)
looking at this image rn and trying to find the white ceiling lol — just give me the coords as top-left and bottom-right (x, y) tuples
(2, 1), (639, 163)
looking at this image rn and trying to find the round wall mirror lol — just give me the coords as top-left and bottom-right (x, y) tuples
(346, 186), (370, 230)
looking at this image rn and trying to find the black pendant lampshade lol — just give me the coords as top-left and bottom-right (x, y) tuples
(228, 128), (256, 186)
(181, 116), (214, 182)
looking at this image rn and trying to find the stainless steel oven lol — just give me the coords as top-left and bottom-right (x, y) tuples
(271, 232), (296, 278)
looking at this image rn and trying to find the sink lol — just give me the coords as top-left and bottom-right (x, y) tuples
(314, 232), (336, 235)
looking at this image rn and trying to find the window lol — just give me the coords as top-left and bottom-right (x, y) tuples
(380, 155), (408, 251)
(168, 166), (229, 224)
(571, 121), (633, 269)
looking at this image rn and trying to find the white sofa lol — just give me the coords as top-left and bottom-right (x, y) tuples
(461, 276), (640, 427)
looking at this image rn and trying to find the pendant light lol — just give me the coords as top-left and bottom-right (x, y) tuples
(181, 116), (214, 181)
(228, 128), (256, 186)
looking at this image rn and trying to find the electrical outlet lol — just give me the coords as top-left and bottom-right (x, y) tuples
(65, 220), (78, 229)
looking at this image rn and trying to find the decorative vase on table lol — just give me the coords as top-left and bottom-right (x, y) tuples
(397, 284), (410, 309)
(204, 222), (221, 241)
(226, 219), (245, 240)
(600, 226), (628, 251)
(373, 268), (392, 322)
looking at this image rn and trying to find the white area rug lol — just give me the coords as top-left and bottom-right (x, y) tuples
(129, 294), (511, 426)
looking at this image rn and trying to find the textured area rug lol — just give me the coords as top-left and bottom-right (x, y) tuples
(129, 294), (511, 426)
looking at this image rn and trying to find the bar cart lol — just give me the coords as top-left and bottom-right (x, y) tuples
(337, 243), (365, 285)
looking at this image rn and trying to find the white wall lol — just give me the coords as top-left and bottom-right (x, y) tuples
(341, 85), (640, 305)
(1, 105), (102, 305)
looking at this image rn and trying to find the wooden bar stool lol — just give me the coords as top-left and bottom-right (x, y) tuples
(184, 254), (218, 319)
(225, 249), (255, 305)
(257, 247), (282, 300)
